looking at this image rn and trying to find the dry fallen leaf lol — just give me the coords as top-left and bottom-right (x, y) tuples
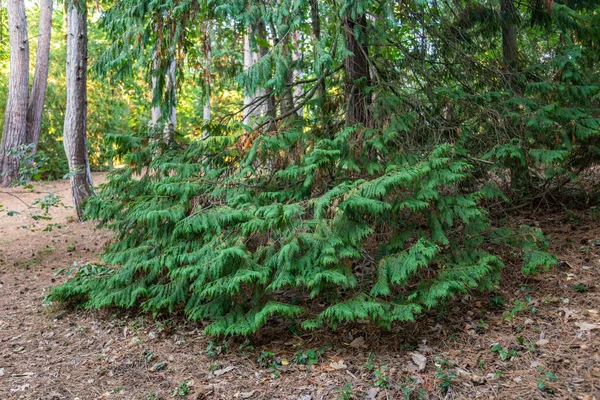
(329, 360), (347, 370)
(366, 387), (380, 400)
(213, 365), (235, 376)
(575, 322), (599, 331)
(411, 352), (427, 371)
(535, 339), (549, 346)
(235, 391), (255, 399)
(348, 337), (365, 348)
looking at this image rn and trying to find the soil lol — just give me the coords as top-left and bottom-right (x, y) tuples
(1, 175), (599, 400)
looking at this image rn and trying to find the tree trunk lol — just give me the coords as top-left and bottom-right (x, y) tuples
(343, 14), (371, 126)
(25, 0), (53, 153)
(164, 57), (177, 142)
(256, 21), (276, 130)
(501, 0), (518, 78)
(242, 31), (256, 125)
(291, 31), (303, 117)
(150, 50), (161, 126)
(63, 0), (93, 219)
(280, 38), (295, 118)
(309, 0), (325, 107)
(0, 0), (29, 187)
(203, 23), (211, 139)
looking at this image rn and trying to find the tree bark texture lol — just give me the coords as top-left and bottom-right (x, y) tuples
(0, 0), (29, 187)
(164, 57), (177, 142)
(256, 21), (276, 130)
(501, 0), (518, 75)
(25, 0), (53, 152)
(309, 0), (326, 107)
(343, 14), (371, 126)
(63, 0), (93, 219)
(203, 23), (211, 139)
(150, 50), (161, 126)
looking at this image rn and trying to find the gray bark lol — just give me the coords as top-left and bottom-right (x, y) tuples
(25, 0), (53, 152)
(164, 57), (176, 142)
(243, 32), (256, 125)
(291, 31), (303, 117)
(203, 24), (211, 139)
(0, 0), (29, 187)
(150, 51), (161, 126)
(63, 0), (93, 219)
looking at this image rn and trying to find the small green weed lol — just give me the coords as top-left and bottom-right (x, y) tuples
(335, 383), (355, 400)
(293, 345), (329, 366)
(146, 392), (159, 400)
(436, 368), (455, 394)
(173, 381), (190, 397)
(257, 351), (281, 378)
(573, 284), (588, 293)
(491, 343), (517, 361)
(206, 340), (228, 358)
(537, 370), (558, 393)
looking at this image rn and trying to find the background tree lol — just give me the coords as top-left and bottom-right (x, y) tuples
(0, 0), (28, 187)
(63, 0), (93, 218)
(25, 0), (53, 152)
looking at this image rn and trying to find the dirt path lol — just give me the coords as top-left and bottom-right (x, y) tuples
(1, 176), (599, 399)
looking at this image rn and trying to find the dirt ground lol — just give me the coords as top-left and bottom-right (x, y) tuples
(0, 175), (599, 400)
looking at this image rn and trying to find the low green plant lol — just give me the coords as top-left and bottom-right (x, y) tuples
(488, 294), (505, 309)
(373, 365), (391, 388)
(436, 368), (456, 394)
(173, 381), (190, 397)
(49, 131), (557, 336)
(206, 340), (227, 358)
(503, 299), (535, 322)
(573, 284), (588, 293)
(398, 375), (427, 399)
(364, 354), (391, 388)
(335, 383), (355, 400)
(257, 351), (281, 378)
(537, 370), (558, 393)
(146, 392), (159, 400)
(490, 343), (517, 361)
(293, 345), (329, 366)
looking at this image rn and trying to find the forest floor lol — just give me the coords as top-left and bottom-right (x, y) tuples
(0, 175), (599, 400)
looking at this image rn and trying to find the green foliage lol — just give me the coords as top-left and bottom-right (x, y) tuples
(173, 381), (190, 397)
(45, 0), (596, 339)
(293, 346), (328, 366)
(491, 343), (518, 361)
(47, 118), (561, 336)
(48, 134), (524, 335)
(436, 367), (456, 394)
(335, 383), (355, 400)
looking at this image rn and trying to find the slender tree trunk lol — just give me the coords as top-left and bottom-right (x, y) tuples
(291, 31), (303, 117)
(343, 14), (371, 126)
(309, 0), (325, 107)
(164, 57), (176, 142)
(280, 38), (295, 118)
(203, 23), (211, 139)
(150, 50), (161, 126)
(63, 0), (93, 219)
(25, 0), (53, 153)
(501, 0), (518, 80)
(0, 0), (29, 187)
(243, 31), (255, 125)
(256, 21), (276, 129)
